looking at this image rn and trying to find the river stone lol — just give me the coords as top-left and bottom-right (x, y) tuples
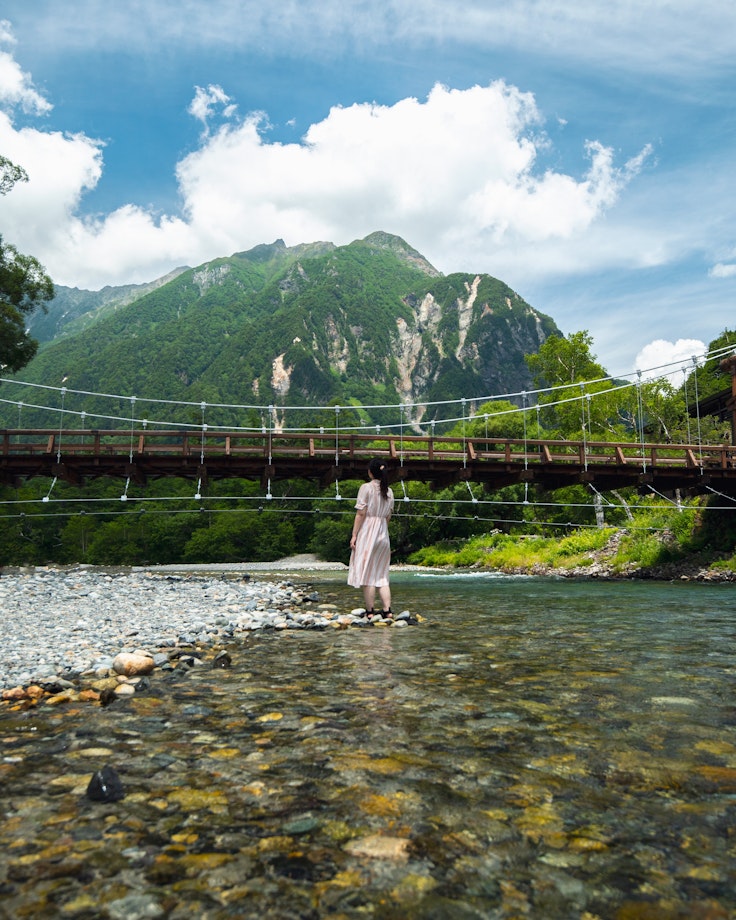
(86, 765), (125, 803)
(344, 834), (410, 861)
(113, 652), (155, 677)
(281, 814), (321, 835)
(213, 650), (232, 668)
(107, 893), (165, 919)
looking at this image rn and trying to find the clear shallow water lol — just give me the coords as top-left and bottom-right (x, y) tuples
(1, 573), (736, 919)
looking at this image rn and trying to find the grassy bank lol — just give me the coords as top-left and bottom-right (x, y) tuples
(406, 497), (736, 579)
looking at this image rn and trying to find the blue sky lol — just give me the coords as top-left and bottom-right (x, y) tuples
(0, 1), (734, 379)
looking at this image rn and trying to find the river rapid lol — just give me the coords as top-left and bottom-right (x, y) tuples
(1, 570), (735, 919)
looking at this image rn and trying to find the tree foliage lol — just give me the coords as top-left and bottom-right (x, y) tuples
(0, 156), (55, 373)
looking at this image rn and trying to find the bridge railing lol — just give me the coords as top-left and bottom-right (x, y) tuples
(2, 428), (735, 470)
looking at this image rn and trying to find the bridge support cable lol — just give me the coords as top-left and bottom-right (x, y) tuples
(41, 386), (68, 503)
(635, 371), (647, 473)
(645, 484), (682, 509)
(334, 404), (340, 467)
(194, 401), (207, 501)
(587, 482), (616, 512)
(42, 475), (57, 503)
(128, 396), (137, 464)
(580, 383), (590, 472)
(261, 405), (274, 500)
(461, 398), (467, 468)
(5, 340), (736, 433)
(0, 489), (720, 515)
(682, 368), (693, 444)
(705, 485), (736, 504)
(199, 402), (207, 465)
(522, 392), (528, 470)
(521, 391), (530, 506)
(56, 386), (67, 465)
(119, 396), (137, 502)
(399, 403), (407, 467)
(692, 355), (704, 472)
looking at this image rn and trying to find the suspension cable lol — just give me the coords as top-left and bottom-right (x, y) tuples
(692, 355), (703, 471)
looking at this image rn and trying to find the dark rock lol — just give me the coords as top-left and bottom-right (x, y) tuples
(213, 650), (232, 669)
(86, 764), (126, 802)
(99, 688), (117, 707)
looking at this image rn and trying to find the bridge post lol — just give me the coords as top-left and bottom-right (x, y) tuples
(719, 354), (736, 444)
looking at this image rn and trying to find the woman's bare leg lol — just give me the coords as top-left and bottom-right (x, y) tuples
(362, 585), (376, 611)
(378, 584), (392, 612)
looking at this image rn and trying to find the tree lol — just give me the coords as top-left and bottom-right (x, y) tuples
(525, 330), (632, 439)
(526, 330), (606, 388)
(0, 155), (54, 373)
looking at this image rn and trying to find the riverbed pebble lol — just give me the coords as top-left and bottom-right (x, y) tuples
(0, 567), (418, 695)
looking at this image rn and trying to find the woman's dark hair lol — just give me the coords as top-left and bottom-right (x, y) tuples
(368, 457), (390, 499)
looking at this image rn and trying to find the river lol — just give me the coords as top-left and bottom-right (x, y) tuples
(1, 571), (735, 919)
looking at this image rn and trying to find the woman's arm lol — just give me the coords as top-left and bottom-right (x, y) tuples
(350, 509), (366, 549)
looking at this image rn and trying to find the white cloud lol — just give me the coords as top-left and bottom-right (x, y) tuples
(188, 84), (237, 135)
(635, 338), (706, 381)
(710, 262), (736, 279)
(0, 21), (51, 115)
(0, 72), (653, 289)
(15, 2), (736, 79)
(0, 111), (103, 243)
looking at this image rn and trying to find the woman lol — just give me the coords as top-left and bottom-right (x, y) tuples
(348, 457), (394, 619)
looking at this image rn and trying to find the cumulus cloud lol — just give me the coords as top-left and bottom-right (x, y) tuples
(0, 20), (51, 115)
(635, 338), (706, 381)
(0, 34), (652, 290)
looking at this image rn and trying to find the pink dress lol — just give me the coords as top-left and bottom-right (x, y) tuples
(347, 480), (394, 588)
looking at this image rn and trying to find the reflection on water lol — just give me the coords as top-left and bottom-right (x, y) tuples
(1, 573), (736, 918)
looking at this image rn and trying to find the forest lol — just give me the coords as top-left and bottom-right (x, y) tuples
(2, 328), (736, 575)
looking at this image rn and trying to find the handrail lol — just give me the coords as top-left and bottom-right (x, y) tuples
(1, 428), (734, 470)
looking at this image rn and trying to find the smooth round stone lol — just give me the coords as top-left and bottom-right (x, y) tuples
(113, 652), (155, 677)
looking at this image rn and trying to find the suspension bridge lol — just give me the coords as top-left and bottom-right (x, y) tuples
(1, 428), (735, 495)
(2, 342), (736, 508)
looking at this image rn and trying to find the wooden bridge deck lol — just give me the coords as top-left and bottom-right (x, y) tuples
(2, 428), (736, 495)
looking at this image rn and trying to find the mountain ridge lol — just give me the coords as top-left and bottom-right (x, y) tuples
(8, 232), (560, 427)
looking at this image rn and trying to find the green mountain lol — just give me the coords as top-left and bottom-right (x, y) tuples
(25, 267), (190, 344)
(6, 232), (560, 427)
